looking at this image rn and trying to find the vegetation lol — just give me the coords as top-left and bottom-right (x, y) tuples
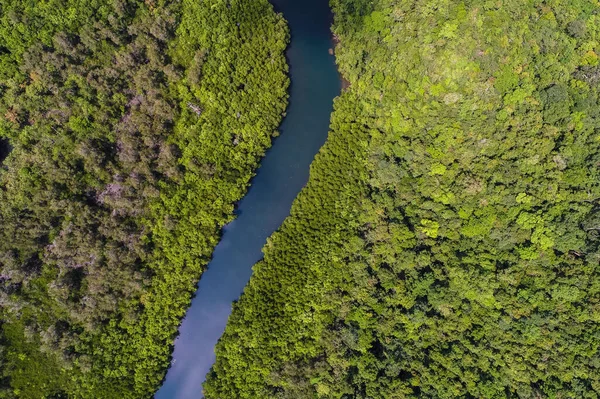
(205, 0), (600, 397)
(0, 0), (288, 397)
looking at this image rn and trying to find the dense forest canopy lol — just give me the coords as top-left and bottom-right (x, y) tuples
(0, 0), (288, 397)
(205, 0), (600, 397)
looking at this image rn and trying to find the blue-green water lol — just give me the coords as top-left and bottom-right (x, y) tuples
(154, 0), (340, 397)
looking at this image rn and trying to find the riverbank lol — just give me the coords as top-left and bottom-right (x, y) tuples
(331, 33), (351, 90)
(154, 0), (340, 397)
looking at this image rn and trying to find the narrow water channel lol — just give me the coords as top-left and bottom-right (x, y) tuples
(154, 0), (340, 397)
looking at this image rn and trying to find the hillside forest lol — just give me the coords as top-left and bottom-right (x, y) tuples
(205, 0), (600, 398)
(0, 0), (288, 397)
(3, 0), (600, 398)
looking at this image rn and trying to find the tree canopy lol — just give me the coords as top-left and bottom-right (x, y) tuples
(204, 0), (600, 397)
(0, 0), (288, 397)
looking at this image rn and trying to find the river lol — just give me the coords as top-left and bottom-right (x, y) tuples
(154, 0), (340, 397)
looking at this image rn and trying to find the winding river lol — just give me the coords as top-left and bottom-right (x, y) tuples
(155, 0), (340, 397)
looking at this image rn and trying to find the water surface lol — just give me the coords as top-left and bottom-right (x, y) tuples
(155, 0), (340, 397)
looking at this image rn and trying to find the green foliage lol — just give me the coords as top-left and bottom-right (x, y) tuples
(0, 0), (288, 397)
(205, 0), (600, 398)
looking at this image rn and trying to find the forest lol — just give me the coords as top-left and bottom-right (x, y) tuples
(0, 0), (288, 397)
(204, 0), (600, 398)
(4, 0), (600, 397)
